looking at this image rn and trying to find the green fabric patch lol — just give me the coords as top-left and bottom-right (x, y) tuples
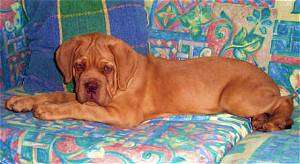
(59, 0), (107, 92)
(60, 0), (107, 40)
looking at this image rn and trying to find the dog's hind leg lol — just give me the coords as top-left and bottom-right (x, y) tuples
(219, 80), (294, 131)
(253, 96), (294, 131)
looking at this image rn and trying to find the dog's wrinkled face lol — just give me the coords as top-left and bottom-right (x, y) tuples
(55, 33), (137, 106)
(73, 44), (117, 105)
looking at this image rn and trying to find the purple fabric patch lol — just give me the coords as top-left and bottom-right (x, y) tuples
(23, 0), (64, 93)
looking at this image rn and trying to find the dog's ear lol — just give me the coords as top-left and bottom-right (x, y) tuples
(55, 38), (80, 83)
(108, 40), (137, 90)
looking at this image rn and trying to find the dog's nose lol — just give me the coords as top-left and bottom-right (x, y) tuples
(85, 81), (98, 94)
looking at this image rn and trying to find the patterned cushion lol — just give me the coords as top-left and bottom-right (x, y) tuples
(0, 0), (30, 91)
(0, 92), (252, 163)
(221, 106), (300, 163)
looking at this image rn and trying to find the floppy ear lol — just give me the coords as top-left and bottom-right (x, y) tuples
(108, 40), (138, 90)
(55, 38), (80, 83)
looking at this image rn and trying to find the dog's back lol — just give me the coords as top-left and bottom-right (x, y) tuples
(144, 56), (279, 113)
(141, 55), (293, 131)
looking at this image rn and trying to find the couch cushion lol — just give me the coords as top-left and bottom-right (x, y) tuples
(0, 91), (252, 163)
(221, 105), (300, 163)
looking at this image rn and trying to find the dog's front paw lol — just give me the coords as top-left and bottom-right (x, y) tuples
(6, 96), (35, 112)
(33, 104), (56, 120)
(33, 104), (67, 120)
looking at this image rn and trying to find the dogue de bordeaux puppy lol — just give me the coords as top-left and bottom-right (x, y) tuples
(6, 33), (294, 131)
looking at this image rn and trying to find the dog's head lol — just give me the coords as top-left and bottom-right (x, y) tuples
(56, 33), (138, 106)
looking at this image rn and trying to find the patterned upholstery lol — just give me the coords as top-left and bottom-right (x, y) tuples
(0, 0), (30, 91)
(1, 0), (299, 103)
(0, 0), (299, 163)
(222, 105), (300, 163)
(0, 91), (252, 163)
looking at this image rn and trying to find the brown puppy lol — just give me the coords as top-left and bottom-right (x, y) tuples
(6, 33), (294, 131)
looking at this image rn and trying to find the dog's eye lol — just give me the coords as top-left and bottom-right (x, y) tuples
(74, 63), (86, 72)
(103, 65), (112, 74)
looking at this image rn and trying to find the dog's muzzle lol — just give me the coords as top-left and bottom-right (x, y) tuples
(84, 81), (99, 101)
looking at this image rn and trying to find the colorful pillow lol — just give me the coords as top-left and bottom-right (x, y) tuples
(0, 0), (30, 91)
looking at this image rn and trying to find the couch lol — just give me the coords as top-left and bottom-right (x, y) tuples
(1, 0), (299, 163)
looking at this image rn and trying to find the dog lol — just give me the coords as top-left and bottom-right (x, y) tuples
(6, 33), (294, 131)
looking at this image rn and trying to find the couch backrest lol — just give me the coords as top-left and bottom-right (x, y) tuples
(1, 0), (299, 104)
